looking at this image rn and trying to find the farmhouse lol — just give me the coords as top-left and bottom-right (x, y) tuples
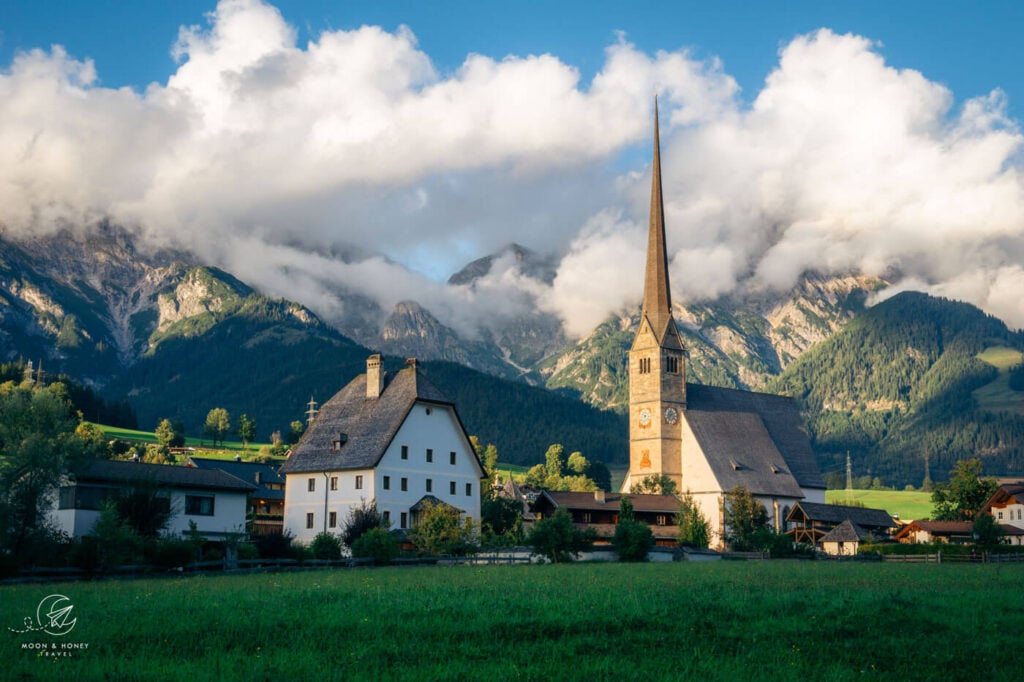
(532, 490), (680, 546)
(894, 520), (974, 544)
(621, 98), (826, 547)
(280, 355), (485, 544)
(187, 456), (286, 536)
(51, 459), (255, 540)
(982, 483), (1024, 530)
(786, 501), (897, 547)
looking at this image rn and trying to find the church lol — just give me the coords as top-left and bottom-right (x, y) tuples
(622, 100), (825, 546)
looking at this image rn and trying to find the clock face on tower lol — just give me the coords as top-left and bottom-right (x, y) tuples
(664, 407), (679, 425)
(638, 408), (652, 427)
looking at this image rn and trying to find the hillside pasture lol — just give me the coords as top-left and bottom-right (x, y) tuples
(94, 423), (272, 454)
(2, 562), (1021, 680)
(974, 346), (1024, 416)
(826, 488), (934, 521)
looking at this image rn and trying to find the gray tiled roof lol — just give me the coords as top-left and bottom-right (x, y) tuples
(820, 519), (870, 543)
(74, 460), (256, 492)
(280, 364), (471, 475)
(686, 383), (826, 491)
(187, 457), (285, 500)
(790, 501), (897, 530)
(541, 491), (681, 513)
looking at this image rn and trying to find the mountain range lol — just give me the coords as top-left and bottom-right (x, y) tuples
(2, 225), (1023, 484)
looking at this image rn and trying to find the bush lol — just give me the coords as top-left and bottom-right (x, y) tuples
(237, 542), (259, 560)
(612, 520), (654, 562)
(253, 532), (294, 558)
(311, 532), (343, 560)
(145, 537), (197, 568)
(341, 501), (388, 550)
(351, 528), (399, 565)
(408, 502), (478, 556)
(527, 509), (596, 563)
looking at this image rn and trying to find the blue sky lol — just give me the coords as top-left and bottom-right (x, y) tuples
(2, 0), (1024, 336)
(2, 1), (1022, 119)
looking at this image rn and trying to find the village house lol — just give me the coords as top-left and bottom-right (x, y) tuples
(981, 483), (1024, 532)
(280, 355), (485, 545)
(819, 520), (873, 556)
(894, 520), (974, 544)
(532, 490), (681, 546)
(50, 459), (255, 540)
(786, 501), (897, 548)
(621, 99), (825, 548)
(186, 456), (286, 536)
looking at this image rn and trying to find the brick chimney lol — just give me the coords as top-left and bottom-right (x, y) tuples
(366, 354), (384, 399)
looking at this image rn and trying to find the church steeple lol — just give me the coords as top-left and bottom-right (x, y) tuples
(641, 96), (674, 343)
(623, 96), (686, 494)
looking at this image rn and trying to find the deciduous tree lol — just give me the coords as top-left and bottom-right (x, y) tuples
(678, 491), (711, 549)
(407, 501), (476, 555)
(724, 485), (769, 551)
(633, 474), (678, 496)
(0, 381), (103, 562)
(931, 458), (998, 521)
(527, 508), (596, 563)
(341, 500), (388, 550)
(204, 408), (231, 447)
(237, 414), (256, 450)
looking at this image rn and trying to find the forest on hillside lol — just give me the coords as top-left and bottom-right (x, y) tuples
(770, 292), (1024, 486)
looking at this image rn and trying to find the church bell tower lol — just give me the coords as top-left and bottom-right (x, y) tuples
(622, 97), (686, 493)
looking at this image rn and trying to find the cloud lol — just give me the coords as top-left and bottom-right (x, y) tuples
(2, 5), (1024, 344)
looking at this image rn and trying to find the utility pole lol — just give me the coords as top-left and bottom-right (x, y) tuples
(845, 451), (853, 504)
(305, 396), (319, 426)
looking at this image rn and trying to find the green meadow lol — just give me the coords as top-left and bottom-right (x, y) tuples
(2, 562), (1020, 680)
(93, 423), (272, 455)
(974, 346), (1024, 416)
(825, 489), (934, 521)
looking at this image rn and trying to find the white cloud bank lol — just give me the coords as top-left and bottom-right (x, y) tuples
(1, 0), (1023, 340)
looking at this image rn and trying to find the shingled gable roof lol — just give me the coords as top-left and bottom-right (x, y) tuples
(982, 483), (1024, 513)
(685, 383), (826, 492)
(280, 362), (479, 475)
(820, 519), (870, 543)
(73, 459), (256, 492)
(788, 501), (897, 530)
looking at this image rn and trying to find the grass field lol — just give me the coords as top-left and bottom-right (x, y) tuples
(974, 346), (1024, 415)
(826, 489), (934, 521)
(2, 562), (1021, 680)
(93, 423), (272, 454)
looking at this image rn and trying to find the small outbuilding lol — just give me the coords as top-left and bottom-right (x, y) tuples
(819, 519), (871, 556)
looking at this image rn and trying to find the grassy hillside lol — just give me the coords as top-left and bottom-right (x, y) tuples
(825, 489), (934, 521)
(973, 346), (1024, 416)
(94, 423), (272, 454)
(770, 292), (1024, 486)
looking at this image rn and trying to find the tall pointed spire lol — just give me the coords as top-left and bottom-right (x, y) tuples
(641, 96), (673, 340)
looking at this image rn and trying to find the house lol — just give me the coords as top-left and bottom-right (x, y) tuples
(894, 520), (974, 544)
(51, 459), (256, 540)
(531, 490), (680, 546)
(280, 355), (486, 545)
(620, 99), (826, 548)
(786, 502), (897, 546)
(981, 483), (1024, 531)
(187, 457), (286, 536)
(819, 519), (872, 556)
(495, 475), (536, 522)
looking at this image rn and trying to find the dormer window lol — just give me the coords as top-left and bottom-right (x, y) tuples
(332, 433), (348, 451)
(770, 464), (780, 474)
(729, 459), (741, 471)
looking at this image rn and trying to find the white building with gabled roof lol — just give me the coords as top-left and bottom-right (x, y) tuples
(280, 355), (485, 544)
